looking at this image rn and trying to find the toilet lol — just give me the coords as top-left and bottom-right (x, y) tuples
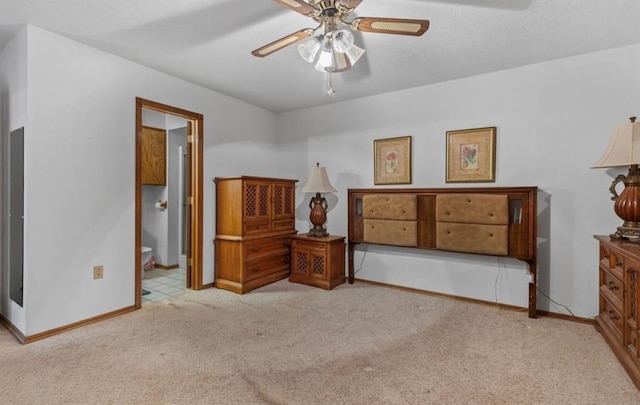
(141, 246), (155, 279)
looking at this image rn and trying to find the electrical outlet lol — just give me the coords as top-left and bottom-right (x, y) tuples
(93, 265), (104, 280)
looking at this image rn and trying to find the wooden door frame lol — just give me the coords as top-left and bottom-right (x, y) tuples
(135, 97), (204, 308)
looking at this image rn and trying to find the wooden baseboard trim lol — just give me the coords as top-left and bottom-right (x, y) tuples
(356, 278), (594, 324)
(201, 282), (214, 289)
(0, 314), (26, 343)
(5, 305), (138, 345)
(536, 309), (594, 325)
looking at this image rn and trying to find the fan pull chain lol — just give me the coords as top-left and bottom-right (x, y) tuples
(326, 72), (335, 97)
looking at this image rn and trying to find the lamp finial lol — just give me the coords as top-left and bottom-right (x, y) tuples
(631, 116), (637, 123)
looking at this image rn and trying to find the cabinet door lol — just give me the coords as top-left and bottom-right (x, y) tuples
(625, 258), (640, 361)
(243, 181), (271, 222)
(272, 181), (295, 220)
(141, 126), (167, 185)
(292, 249), (327, 280)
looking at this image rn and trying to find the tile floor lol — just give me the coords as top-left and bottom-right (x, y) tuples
(141, 267), (186, 303)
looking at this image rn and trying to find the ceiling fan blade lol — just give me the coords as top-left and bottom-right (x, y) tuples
(251, 29), (314, 57)
(272, 0), (317, 16)
(338, 0), (364, 9)
(351, 17), (430, 36)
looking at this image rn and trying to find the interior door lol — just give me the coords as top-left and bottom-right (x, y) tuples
(9, 127), (24, 307)
(185, 121), (193, 288)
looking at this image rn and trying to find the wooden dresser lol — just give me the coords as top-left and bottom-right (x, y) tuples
(595, 235), (640, 389)
(289, 234), (346, 290)
(214, 176), (297, 294)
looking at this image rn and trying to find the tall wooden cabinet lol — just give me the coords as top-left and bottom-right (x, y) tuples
(595, 235), (640, 389)
(214, 176), (297, 294)
(141, 126), (167, 185)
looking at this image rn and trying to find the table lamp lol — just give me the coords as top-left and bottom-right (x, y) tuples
(301, 163), (337, 237)
(592, 116), (640, 240)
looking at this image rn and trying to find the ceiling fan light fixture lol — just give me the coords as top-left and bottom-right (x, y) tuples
(332, 29), (355, 53)
(297, 36), (322, 63)
(314, 47), (336, 72)
(332, 50), (352, 72)
(345, 43), (366, 65)
(253, 0), (430, 97)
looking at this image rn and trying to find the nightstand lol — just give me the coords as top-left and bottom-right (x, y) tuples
(289, 234), (346, 290)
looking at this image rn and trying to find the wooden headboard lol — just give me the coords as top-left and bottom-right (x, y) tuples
(347, 187), (538, 317)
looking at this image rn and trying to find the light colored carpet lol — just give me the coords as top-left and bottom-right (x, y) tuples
(1, 279), (639, 404)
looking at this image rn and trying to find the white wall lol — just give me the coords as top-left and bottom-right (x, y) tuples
(1, 25), (279, 336)
(2, 25), (637, 337)
(0, 27), (28, 333)
(277, 44), (640, 318)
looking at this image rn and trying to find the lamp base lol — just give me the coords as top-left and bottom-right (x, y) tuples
(607, 164), (640, 243)
(610, 225), (640, 242)
(307, 192), (330, 237)
(308, 225), (329, 238)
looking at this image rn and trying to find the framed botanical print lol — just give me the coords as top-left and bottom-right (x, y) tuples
(374, 136), (412, 185)
(446, 127), (496, 183)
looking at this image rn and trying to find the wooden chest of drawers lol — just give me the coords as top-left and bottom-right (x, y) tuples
(595, 235), (640, 389)
(289, 235), (346, 290)
(214, 176), (297, 294)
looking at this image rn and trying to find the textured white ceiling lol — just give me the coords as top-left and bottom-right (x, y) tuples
(0, 0), (638, 113)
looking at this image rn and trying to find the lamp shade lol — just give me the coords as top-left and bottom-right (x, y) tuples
(592, 118), (640, 168)
(332, 29), (355, 53)
(297, 36), (322, 63)
(301, 163), (337, 194)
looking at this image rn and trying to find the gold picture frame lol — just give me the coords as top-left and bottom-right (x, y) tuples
(446, 127), (496, 183)
(374, 136), (412, 185)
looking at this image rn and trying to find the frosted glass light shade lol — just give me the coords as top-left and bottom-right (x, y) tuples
(345, 44), (366, 65)
(332, 29), (355, 53)
(297, 36), (322, 63)
(592, 120), (640, 168)
(315, 48), (335, 72)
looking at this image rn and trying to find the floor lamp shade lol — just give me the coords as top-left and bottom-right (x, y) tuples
(301, 163), (337, 237)
(592, 117), (640, 240)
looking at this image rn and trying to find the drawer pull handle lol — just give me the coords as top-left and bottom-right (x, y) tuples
(250, 266), (261, 273)
(317, 244), (323, 249)
(607, 281), (619, 290)
(608, 310), (618, 320)
(251, 247), (261, 252)
(282, 257), (290, 263)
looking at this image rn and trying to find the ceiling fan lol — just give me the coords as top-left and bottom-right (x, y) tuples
(251, 0), (430, 95)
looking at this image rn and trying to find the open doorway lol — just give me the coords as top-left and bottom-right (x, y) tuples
(135, 98), (204, 308)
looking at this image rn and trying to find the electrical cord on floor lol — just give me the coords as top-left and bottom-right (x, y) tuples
(537, 286), (576, 317)
(353, 243), (369, 276)
(493, 259), (577, 318)
(359, 248), (576, 317)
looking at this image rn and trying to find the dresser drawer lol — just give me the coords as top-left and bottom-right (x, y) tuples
(245, 253), (290, 281)
(273, 219), (295, 231)
(245, 237), (290, 260)
(599, 244), (611, 270)
(600, 267), (623, 310)
(608, 250), (624, 280)
(244, 221), (270, 235)
(600, 295), (624, 342)
(292, 239), (327, 253)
